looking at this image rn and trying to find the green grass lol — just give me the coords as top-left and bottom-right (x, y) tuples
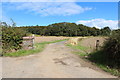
(96, 64), (120, 76)
(66, 41), (120, 77)
(89, 50), (120, 76)
(66, 43), (88, 51)
(3, 39), (67, 57)
(66, 43), (89, 57)
(74, 51), (88, 57)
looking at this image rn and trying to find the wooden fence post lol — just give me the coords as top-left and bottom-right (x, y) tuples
(32, 34), (35, 49)
(96, 40), (100, 50)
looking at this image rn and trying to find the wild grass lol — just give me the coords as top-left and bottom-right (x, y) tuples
(3, 39), (67, 57)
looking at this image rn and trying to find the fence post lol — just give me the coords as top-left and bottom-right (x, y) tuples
(32, 34), (35, 49)
(96, 40), (100, 50)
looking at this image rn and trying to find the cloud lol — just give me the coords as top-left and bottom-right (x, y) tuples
(76, 19), (118, 29)
(2, 0), (77, 2)
(1, 0), (119, 2)
(5, 2), (92, 16)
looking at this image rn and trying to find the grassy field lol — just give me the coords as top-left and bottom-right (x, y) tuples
(3, 39), (67, 57)
(34, 36), (71, 43)
(66, 37), (120, 77)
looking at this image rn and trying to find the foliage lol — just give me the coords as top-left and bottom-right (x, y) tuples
(1, 22), (28, 54)
(18, 22), (111, 37)
(102, 29), (120, 68)
(100, 27), (111, 36)
(88, 29), (120, 76)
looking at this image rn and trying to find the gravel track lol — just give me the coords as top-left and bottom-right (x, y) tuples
(2, 41), (116, 78)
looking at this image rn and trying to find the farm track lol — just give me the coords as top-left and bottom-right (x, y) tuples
(2, 41), (116, 78)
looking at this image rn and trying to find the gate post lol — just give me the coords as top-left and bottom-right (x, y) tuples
(96, 40), (100, 50)
(32, 34), (35, 49)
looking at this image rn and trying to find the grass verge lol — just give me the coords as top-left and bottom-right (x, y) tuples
(96, 64), (120, 76)
(66, 43), (88, 57)
(66, 42), (120, 77)
(66, 43), (87, 51)
(3, 39), (67, 57)
(89, 50), (120, 76)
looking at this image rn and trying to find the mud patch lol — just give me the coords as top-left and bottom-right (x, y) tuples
(53, 57), (81, 67)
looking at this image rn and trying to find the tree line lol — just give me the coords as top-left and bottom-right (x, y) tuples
(0, 21), (116, 54)
(17, 22), (112, 37)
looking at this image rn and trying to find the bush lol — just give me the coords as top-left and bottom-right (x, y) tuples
(89, 29), (120, 69)
(102, 29), (120, 68)
(2, 26), (28, 54)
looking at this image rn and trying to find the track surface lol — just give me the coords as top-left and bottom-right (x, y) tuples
(2, 41), (116, 78)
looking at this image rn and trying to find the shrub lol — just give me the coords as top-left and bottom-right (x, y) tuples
(102, 29), (120, 68)
(2, 26), (28, 54)
(89, 29), (120, 69)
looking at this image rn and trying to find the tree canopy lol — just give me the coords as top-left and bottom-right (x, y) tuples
(18, 22), (112, 37)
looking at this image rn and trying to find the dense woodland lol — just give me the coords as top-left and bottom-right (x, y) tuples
(16, 22), (112, 37)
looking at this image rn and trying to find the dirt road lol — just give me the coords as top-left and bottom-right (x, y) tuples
(2, 41), (116, 78)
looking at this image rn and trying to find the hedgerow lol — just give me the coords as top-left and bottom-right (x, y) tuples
(1, 22), (28, 54)
(89, 29), (120, 70)
(102, 29), (120, 68)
